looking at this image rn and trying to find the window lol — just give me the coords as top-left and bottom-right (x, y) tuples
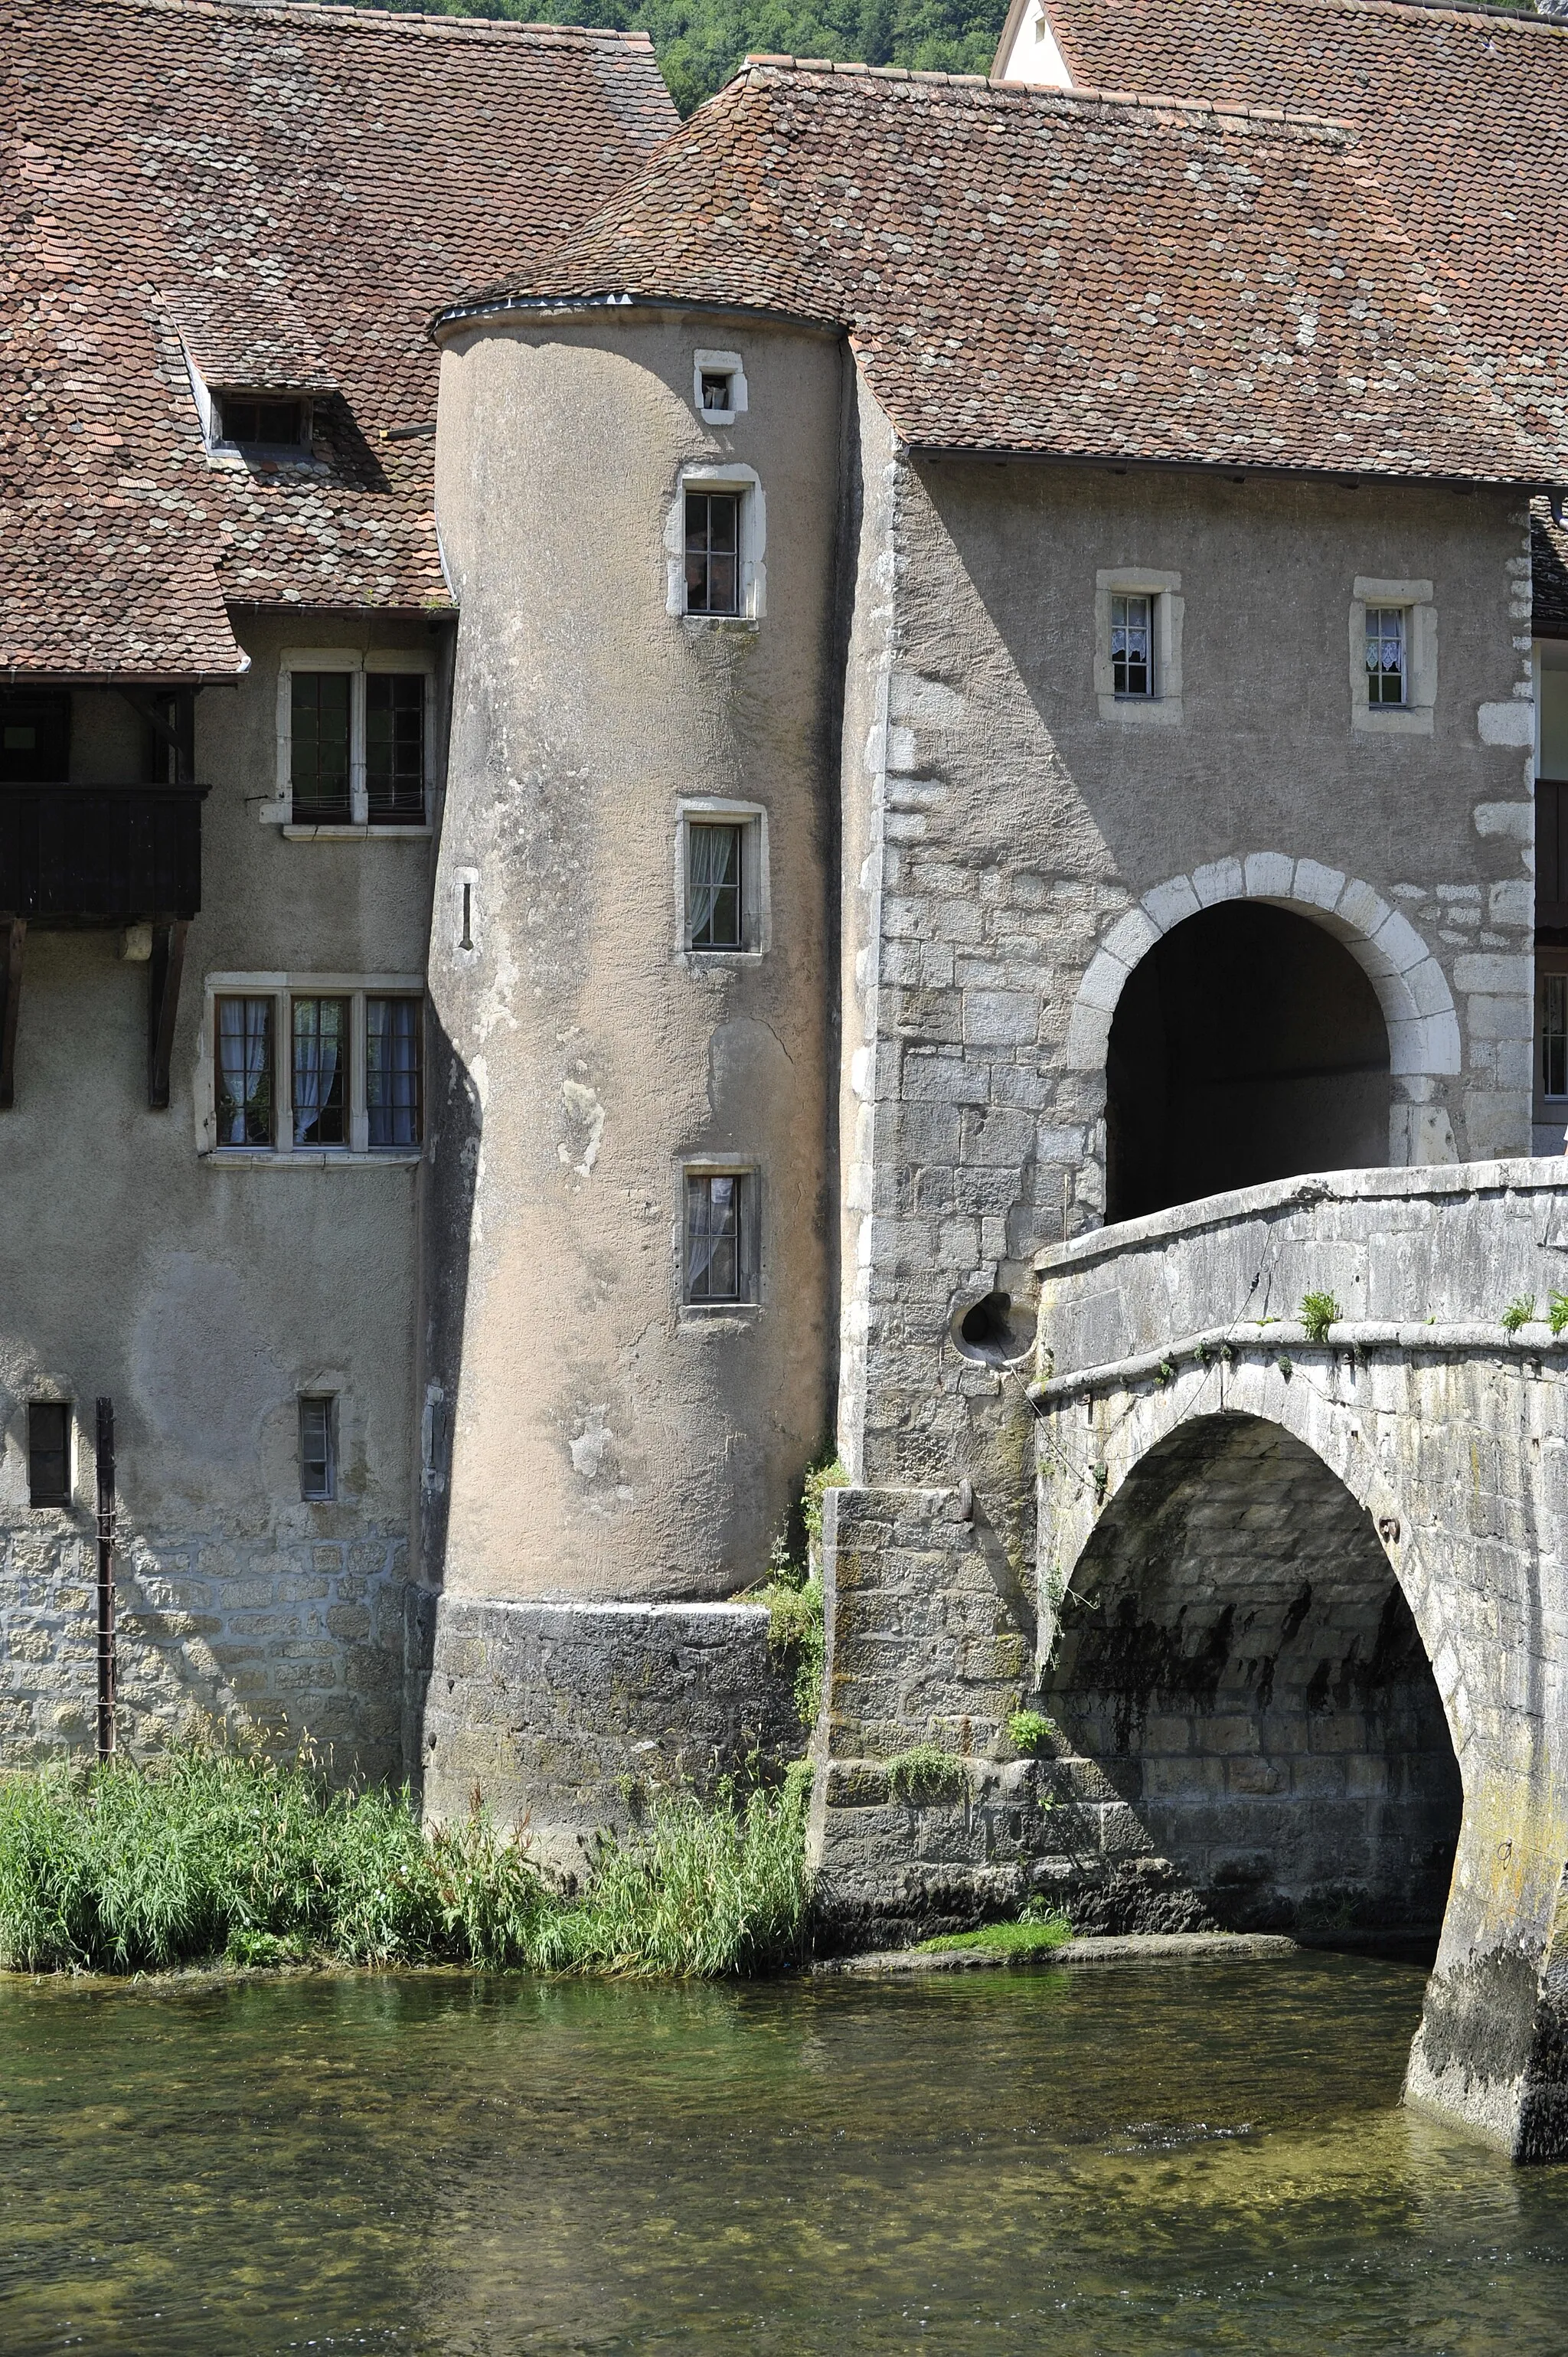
(692, 348), (747, 423)
(203, 976), (423, 1161)
(217, 394), (309, 449)
(685, 492), (740, 616)
(27, 1401), (70, 1508)
(1111, 593), (1154, 698)
(688, 823), (743, 950)
(1365, 606), (1408, 707)
(1543, 971), (1567, 1103)
(299, 1395), (335, 1502)
(272, 652), (433, 832)
(216, 996), (275, 1146)
(367, 996), (422, 1147)
(291, 673), (352, 822)
(1094, 570), (1183, 724)
(292, 997), (349, 1147)
(683, 1169), (757, 1307)
(0, 691), (70, 783)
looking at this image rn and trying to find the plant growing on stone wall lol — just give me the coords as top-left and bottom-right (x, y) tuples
(752, 1447), (845, 1728)
(884, 1743), (968, 1804)
(1502, 1296), (1537, 1333)
(1005, 1709), (1056, 1757)
(1298, 1291), (1341, 1343)
(1551, 1292), (1568, 1337)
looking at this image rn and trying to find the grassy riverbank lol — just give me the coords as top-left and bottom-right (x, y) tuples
(0, 1748), (814, 1979)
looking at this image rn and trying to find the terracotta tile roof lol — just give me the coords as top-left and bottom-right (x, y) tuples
(2, 0), (677, 678)
(1534, 499), (1568, 637)
(447, 59), (1564, 487)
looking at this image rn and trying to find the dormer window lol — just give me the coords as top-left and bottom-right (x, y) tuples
(692, 348), (747, 425)
(216, 394), (309, 450)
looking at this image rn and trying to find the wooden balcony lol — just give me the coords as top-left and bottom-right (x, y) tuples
(0, 780), (209, 1111)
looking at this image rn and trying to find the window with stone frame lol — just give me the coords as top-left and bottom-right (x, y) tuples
(1365, 606), (1409, 707)
(205, 978), (423, 1160)
(687, 822), (744, 950)
(299, 1394), (336, 1502)
(684, 490), (741, 616)
(683, 1169), (756, 1306)
(276, 654), (431, 831)
(1111, 592), (1155, 698)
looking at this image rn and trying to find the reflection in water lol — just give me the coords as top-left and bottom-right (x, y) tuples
(0, 1956), (1563, 2354)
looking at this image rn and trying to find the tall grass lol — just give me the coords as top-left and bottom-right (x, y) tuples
(0, 1745), (814, 1979)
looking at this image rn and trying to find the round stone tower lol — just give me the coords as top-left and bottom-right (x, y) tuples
(423, 305), (842, 1607)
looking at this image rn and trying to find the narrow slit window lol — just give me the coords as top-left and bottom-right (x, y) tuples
(290, 672), (352, 820)
(367, 997), (422, 1147)
(684, 491), (740, 616)
(684, 1172), (753, 1306)
(292, 997), (349, 1147)
(1111, 594), (1154, 698)
(688, 823), (743, 950)
(1543, 973), (1568, 1101)
(27, 1401), (70, 1509)
(299, 1395), (335, 1502)
(216, 997), (274, 1146)
(366, 673), (426, 825)
(1366, 606), (1408, 707)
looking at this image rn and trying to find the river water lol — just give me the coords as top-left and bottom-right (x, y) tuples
(4, 1951), (1567, 2354)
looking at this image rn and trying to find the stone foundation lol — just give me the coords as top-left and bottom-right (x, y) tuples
(410, 1594), (804, 1878)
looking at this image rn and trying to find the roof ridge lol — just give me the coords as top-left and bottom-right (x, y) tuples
(739, 54), (1351, 131)
(45, 0), (658, 44)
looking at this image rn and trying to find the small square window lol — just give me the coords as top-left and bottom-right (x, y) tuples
(366, 673), (426, 825)
(291, 997), (350, 1148)
(299, 1395), (335, 1502)
(684, 491), (740, 616)
(220, 395), (308, 448)
(1366, 606), (1408, 706)
(216, 996), (275, 1146)
(27, 1401), (70, 1509)
(700, 370), (734, 416)
(1542, 972), (1567, 1102)
(291, 672), (352, 821)
(1111, 593), (1154, 698)
(688, 822), (744, 950)
(367, 997), (422, 1147)
(684, 1171), (756, 1306)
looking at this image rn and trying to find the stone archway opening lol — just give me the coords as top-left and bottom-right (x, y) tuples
(1044, 1414), (1461, 1946)
(1106, 901), (1392, 1221)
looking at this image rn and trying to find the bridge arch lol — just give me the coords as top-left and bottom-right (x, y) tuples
(1043, 1393), (1464, 1942)
(1063, 856), (1462, 1191)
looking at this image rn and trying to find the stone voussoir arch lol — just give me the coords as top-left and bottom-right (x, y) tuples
(1062, 855), (1462, 1162)
(1043, 1352), (1470, 1766)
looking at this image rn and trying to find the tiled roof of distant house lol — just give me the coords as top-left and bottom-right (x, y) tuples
(443, 59), (1567, 487)
(1, 0), (677, 678)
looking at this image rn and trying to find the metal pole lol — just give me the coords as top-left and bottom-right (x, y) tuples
(95, 1398), (116, 1760)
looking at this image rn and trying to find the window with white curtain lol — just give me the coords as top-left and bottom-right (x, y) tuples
(677, 802), (766, 956)
(682, 1169), (758, 1307)
(202, 975), (423, 1162)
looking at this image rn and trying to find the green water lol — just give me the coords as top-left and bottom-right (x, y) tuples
(4, 1954), (1567, 2355)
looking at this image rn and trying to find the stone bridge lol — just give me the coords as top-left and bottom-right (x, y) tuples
(810, 1161), (1568, 2162)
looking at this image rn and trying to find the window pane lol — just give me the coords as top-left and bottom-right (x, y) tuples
(27, 1401), (70, 1509)
(216, 997), (273, 1147)
(222, 397), (305, 446)
(291, 672), (351, 818)
(684, 491), (742, 616)
(292, 998), (349, 1147)
(1544, 973), (1568, 1101)
(1366, 606), (1406, 706)
(299, 1396), (335, 1502)
(685, 1172), (748, 1303)
(366, 673), (426, 825)
(367, 997), (422, 1148)
(688, 823), (743, 950)
(1111, 593), (1152, 697)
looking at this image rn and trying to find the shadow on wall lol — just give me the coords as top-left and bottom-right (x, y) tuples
(402, 995), (482, 1803)
(1044, 1412), (1461, 1943)
(1106, 901), (1393, 1221)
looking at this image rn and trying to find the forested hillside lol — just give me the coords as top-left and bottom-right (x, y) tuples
(366, 0), (1014, 113)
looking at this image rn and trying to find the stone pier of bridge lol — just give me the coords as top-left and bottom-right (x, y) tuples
(808, 1160), (1568, 2162)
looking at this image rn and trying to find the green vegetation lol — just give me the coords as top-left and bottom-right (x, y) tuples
(918, 1904), (1071, 1959)
(1298, 1290), (1341, 1344)
(884, 1742), (967, 1803)
(0, 1746), (813, 1980)
(1005, 1708), (1054, 1756)
(1502, 1296), (1537, 1334)
(754, 1447), (845, 1724)
(1551, 1291), (1568, 1338)
(341, 0), (1013, 113)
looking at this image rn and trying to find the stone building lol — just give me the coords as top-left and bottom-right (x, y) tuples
(9, 0), (1568, 2155)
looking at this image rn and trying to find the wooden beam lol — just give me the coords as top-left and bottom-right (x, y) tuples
(0, 919), (24, 1110)
(147, 918), (188, 1110)
(116, 686), (195, 782)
